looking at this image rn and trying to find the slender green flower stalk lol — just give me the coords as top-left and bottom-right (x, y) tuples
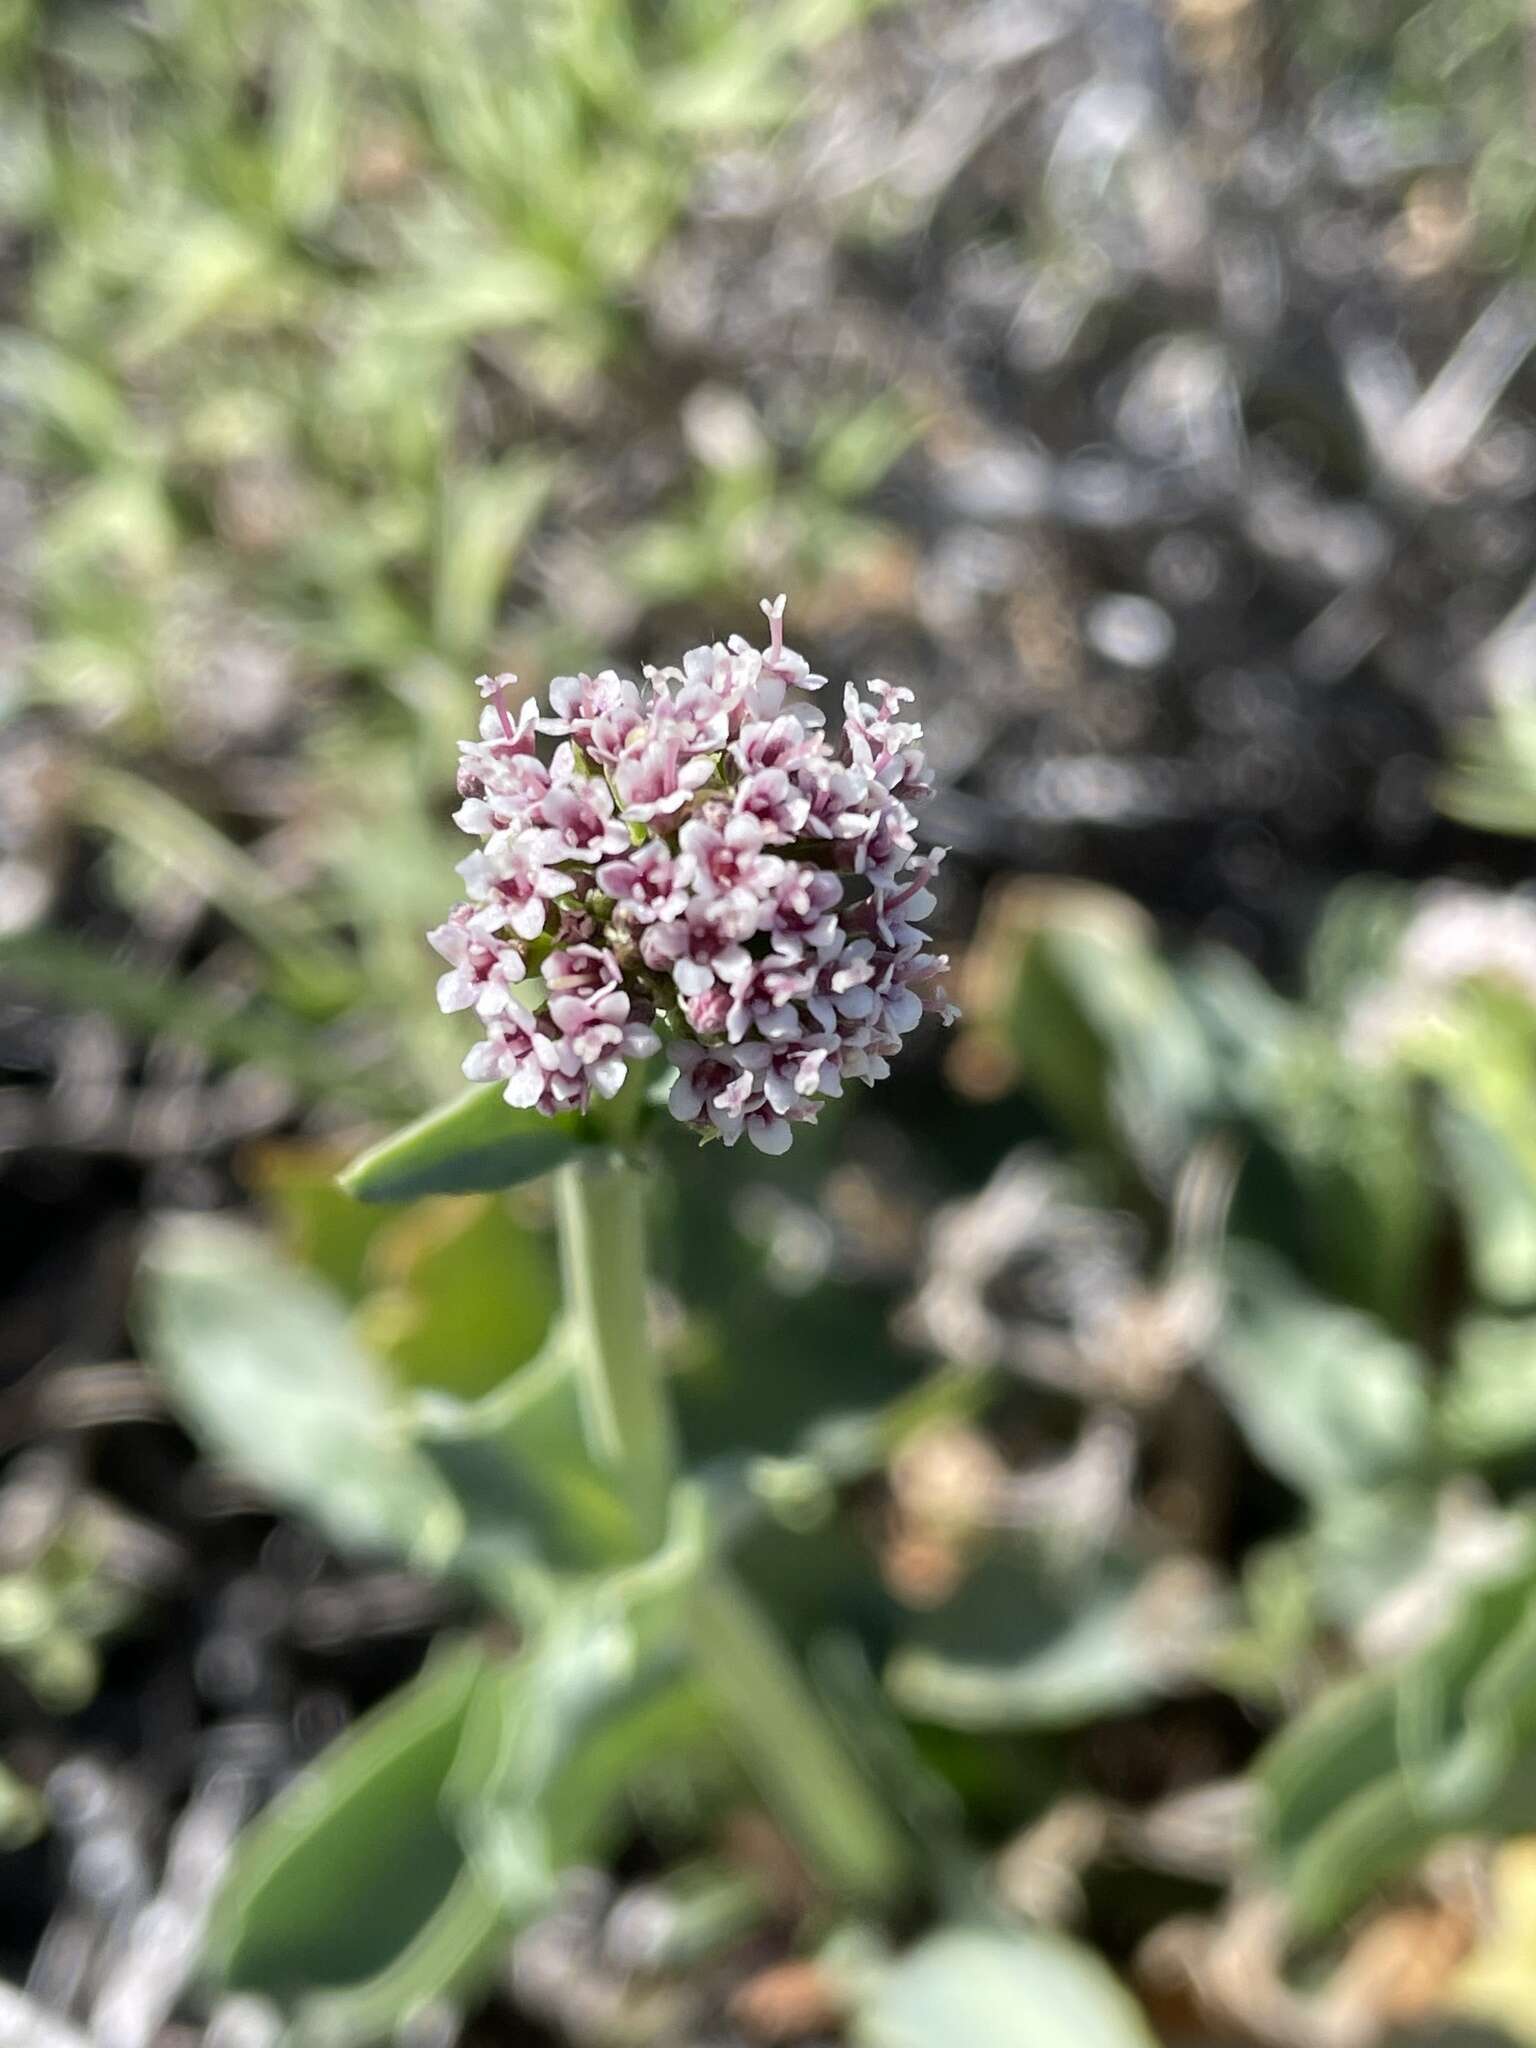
(687, 1567), (911, 1904)
(555, 1152), (676, 1548)
(555, 1149), (910, 1904)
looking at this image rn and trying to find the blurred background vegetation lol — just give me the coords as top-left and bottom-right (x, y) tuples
(11, 0), (1536, 2042)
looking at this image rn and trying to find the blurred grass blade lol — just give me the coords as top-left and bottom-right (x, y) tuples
(340, 1086), (586, 1201)
(0, 931), (386, 1101)
(269, 33), (346, 229)
(432, 459), (555, 659)
(77, 764), (354, 1014)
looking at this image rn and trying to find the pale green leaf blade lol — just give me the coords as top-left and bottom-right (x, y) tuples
(206, 1645), (508, 2042)
(339, 1087), (586, 1202)
(1210, 1250), (1432, 1500)
(137, 1216), (461, 1570)
(853, 1925), (1160, 2048)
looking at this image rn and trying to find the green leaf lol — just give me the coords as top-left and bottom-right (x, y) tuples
(1259, 1666), (1404, 1873)
(885, 1552), (1205, 1732)
(340, 1087), (587, 1202)
(1282, 1730), (1513, 1936)
(1443, 1317), (1536, 1463)
(852, 1925), (1160, 2048)
(414, 1322), (644, 1592)
(454, 1498), (716, 1916)
(206, 1644), (509, 2042)
(1439, 1100), (1536, 1310)
(1210, 1250), (1432, 1500)
(992, 887), (1213, 1176)
(249, 1145), (394, 1302)
(1257, 1536), (1536, 1932)
(138, 1216), (461, 1571)
(360, 1194), (559, 1399)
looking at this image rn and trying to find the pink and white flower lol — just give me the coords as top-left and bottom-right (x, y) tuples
(598, 841), (691, 926)
(431, 595), (953, 1144)
(532, 764), (631, 864)
(427, 907), (524, 1018)
(612, 733), (714, 823)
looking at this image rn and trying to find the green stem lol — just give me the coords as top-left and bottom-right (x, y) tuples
(552, 1147), (911, 1904)
(556, 1152), (675, 1547)
(688, 1569), (911, 1905)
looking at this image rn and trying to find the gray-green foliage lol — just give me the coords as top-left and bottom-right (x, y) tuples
(966, 866), (1536, 1978)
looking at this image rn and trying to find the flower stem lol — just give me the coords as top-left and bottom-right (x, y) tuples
(556, 1151), (675, 1548)
(553, 1149), (910, 1904)
(688, 1568), (911, 1904)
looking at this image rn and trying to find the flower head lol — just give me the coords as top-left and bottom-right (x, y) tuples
(433, 598), (954, 1146)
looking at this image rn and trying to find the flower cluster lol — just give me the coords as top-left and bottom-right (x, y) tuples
(430, 597), (955, 1152)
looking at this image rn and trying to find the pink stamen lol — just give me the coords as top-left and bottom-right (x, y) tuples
(476, 671), (518, 742)
(760, 593), (787, 663)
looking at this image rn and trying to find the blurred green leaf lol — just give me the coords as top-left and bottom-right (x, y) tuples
(1443, 711), (1536, 838)
(360, 1194), (559, 1400)
(432, 459), (555, 659)
(810, 395), (918, 501)
(885, 1551), (1202, 1732)
(414, 1321), (642, 1592)
(1210, 1250), (1433, 1501)
(986, 884), (1214, 1177)
(339, 1086), (587, 1201)
(117, 217), (276, 362)
(456, 1500), (715, 1914)
(1186, 940), (1433, 1325)
(1440, 1099), (1536, 1309)
(0, 1764), (45, 1852)
(1443, 1316), (1536, 1464)
(206, 1642), (508, 2040)
(1258, 1534), (1536, 1933)
(139, 1215), (461, 1571)
(1304, 877), (1416, 1020)
(0, 931), (385, 1101)
(248, 1145), (394, 1302)
(0, 331), (141, 464)
(852, 1924), (1160, 2048)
